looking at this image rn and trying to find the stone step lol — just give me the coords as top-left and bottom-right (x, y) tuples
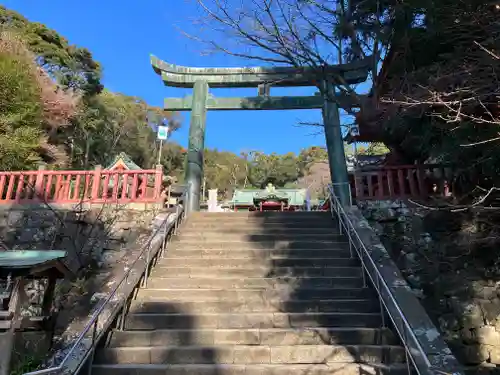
(182, 224), (337, 231)
(181, 234), (341, 241)
(168, 241), (349, 250)
(129, 298), (379, 314)
(124, 312), (382, 330)
(136, 288), (373, 302)
(183, 219), (335, 226)
(150, 266), (362, 278)
(174, 236), (344, 244)
(145, 277), (364, 290)
(156, 257), (359, 268)
(92, 363), (409, 375)
(187, 212), (332, 220)
(94, 345), (405, 365)
(163, 249), (352, 259)
(108, 327), (398, 347)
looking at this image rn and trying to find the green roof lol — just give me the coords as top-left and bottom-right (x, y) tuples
(231, 189), (307, 206)
(106, 152), (142, 170)
(0, 250), (66, 268)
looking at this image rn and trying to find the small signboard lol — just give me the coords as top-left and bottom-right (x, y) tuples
(157, 125), (169, 140)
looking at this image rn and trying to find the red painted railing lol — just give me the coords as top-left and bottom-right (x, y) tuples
(0, 166), (163, 204)
(352, 164), (451, 200)
(0, 164), (450, 204)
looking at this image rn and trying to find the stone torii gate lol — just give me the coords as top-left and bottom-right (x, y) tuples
(150, 56), (371, 212)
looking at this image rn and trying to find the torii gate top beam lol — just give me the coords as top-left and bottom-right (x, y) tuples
(150, 55), (372, 88)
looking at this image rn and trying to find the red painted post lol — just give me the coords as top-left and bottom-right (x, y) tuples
(139, 173), (147, 199)
(111, 172), (120, 201)
(102, 173), (110, 200)
(0, 175), (5, 201)
(438, 167), (446, 196)
(376, 171), (384, 198)
(407, 168), (418, 196)
(154, 165), (163, 201)
(397, 169), (406, 196)
(5, 175), (15, 201)
(45, 175), (53, 200)
(386, 170), (394, 198)
(35, 166), (47, 200)
(61, 174), (70, 201)
(54, 174), (62, 200)
(416, 167), (426, 196)
(120, 174), (128, 200)
(131, 173), (139, 200)
(367, 174), (374, 198)
(27, 173), (36, 200)
(354, 174), (364, 200)
(91, 166), (102, 202)
(15, 174), (24, 202)
(83, 173), (91, 200)
(73, 174), (81, 201)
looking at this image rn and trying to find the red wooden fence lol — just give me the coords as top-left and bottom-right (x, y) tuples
(0, 166), (163, 204)
(0, 164), (450, 205)
(352, 164), (451, 200)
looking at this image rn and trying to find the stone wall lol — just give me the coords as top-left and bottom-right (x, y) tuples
(358, 200), (500, 372)
(0, 202), (162, 373)
(0, 203), (160, 271)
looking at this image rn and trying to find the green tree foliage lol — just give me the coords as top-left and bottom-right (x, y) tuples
(0, 6), (180, 172)
(66, 91), (180, 169)
(355, 1), (500, 196)
(191, 147), (332, 200)
(0, 32), (44, 170)
(344, 142), (390, 157)
(0, 5), (102, 95)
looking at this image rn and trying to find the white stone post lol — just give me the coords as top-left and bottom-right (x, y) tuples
(208, 189), (218, 212)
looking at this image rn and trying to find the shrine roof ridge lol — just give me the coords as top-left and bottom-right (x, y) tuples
(150, 55), (372, 88)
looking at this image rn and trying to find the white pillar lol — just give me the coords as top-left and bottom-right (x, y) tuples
(208, 189), (218, 212)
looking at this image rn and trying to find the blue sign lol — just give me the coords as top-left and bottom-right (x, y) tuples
(157, 126), (169, 140)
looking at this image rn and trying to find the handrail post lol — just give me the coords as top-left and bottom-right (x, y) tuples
(87, 317), (99, 375)
(174, 204), (180, 235)
(160, 219), (168, 258)
(143, 241), (151, 288)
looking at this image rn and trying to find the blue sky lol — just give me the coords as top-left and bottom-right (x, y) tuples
(4, 0), (367, 155)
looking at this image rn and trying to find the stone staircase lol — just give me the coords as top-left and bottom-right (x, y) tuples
(92, 211), (409, 375)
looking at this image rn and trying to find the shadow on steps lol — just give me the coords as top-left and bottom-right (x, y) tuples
(94, 302), (222, 375)
(89, 211), (408, 375)
(245, 212), (404, 374)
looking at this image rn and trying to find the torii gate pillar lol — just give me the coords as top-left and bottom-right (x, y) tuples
(185, 81), (209, 212)
(323, 83), (351, 206)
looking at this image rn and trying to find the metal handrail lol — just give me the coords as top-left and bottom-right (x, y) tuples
(23, 188), (189, 375)
(326, 184), (461, 375)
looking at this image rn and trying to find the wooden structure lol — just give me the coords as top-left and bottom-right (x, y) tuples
(0, 251), (70, 375)
(253, 195), (290, 212)
(352, 164), (452, 200)
(105, 152), (143, 172)
(0, 165), (164, 205)
(0, 163), (451, 206)
(104, 153), (154, 200)
(231, 188), (307, 211)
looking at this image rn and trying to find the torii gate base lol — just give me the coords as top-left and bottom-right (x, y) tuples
(151, 56), (371, 211)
